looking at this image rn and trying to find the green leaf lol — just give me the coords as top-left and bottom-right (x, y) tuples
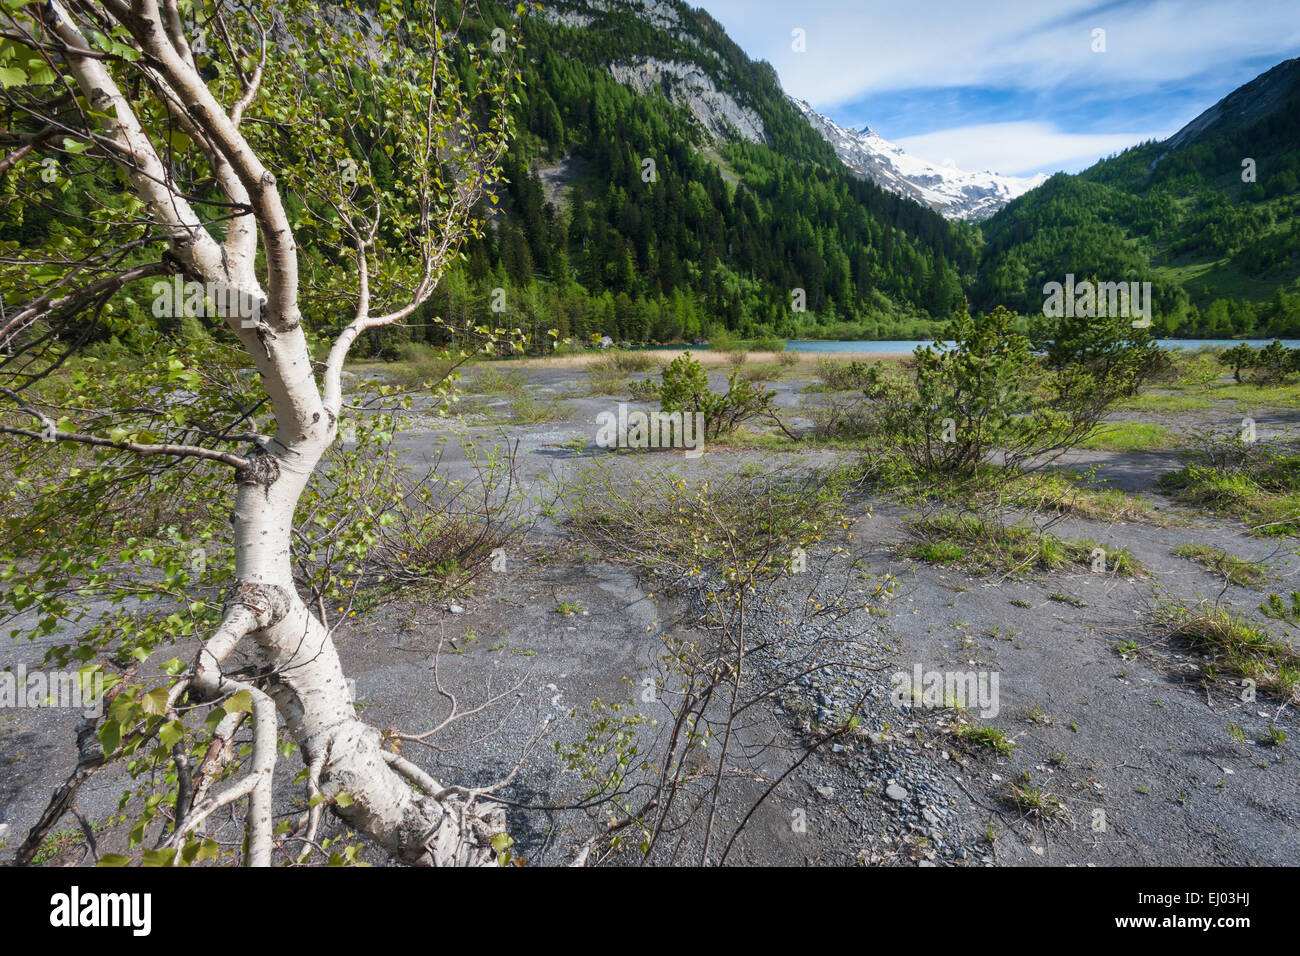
(141, 687), (169, 715)
(158, 719), (184, 747)
(99, 719), (121, 754)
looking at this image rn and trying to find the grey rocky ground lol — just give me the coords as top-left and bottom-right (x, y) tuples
(2, 358), (1297, 866)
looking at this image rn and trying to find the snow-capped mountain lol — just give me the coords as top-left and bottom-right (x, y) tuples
(791, 98), (1047, 220)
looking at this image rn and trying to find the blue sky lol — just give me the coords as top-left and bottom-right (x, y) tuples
(693, 0), (1300, 176)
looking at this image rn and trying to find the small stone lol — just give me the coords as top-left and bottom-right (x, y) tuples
(885, 783), (909, 802)
(447, 604), (465, 614)
(816, 785), (835, 798)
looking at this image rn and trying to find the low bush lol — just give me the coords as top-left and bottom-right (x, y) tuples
(659, 351), (780, 439)
(1160, 435), (1300, 536)
(814, 357), (878, 391)
(1219, 340), (1300, 384)
(628, 377), (661, 402)
(867, 304), (1157, 485)
(741, 363), (782, 382)
(705, 324), (739, 352)
(747, 335), (787, 354)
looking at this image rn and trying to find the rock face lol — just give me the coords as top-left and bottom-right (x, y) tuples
(538, 0), (1038, 216)
(538, 1), (766, 145)
(537, 7), (596, 29)
(610, 58), (767, 145)
(539, 0), (681, 31)
(791, 98), (1047, 220)
(1158, 56), (1300, 156)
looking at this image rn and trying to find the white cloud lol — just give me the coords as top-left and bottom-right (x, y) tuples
(698, 0), (1300, 109)
(895, 121), (1164, 176)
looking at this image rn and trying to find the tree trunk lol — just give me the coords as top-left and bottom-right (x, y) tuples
(29, 0), (514, 866)
(230, 441), (504, 866)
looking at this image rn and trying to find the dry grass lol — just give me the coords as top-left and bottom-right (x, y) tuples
(513, 349), (910, 370)
(1155, 601), (1299, 702)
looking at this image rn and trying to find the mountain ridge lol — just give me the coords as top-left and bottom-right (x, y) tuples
(975, 55), (1300, 335)
(789, 97), (1047, 220)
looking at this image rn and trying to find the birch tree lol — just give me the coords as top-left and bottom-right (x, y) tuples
(0, 0), (523, 866)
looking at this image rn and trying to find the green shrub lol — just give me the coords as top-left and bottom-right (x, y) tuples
(659, 351), (778, 439)
(659, 351), (710, 411)
(705, 324), (739, 352)
(1250, 340), (1300, 383)
(628, 378), (661, 402)
(471, 366), (526, 396)
(1172, 353), (1222, 389)
(871, 304), (1143, 483)
(747, 335), (787, 353)
(887, 306), (1039, 477)
(509, 391), (569, 424)
(815, 357), (878, 390)
(1031, 293), (1163, 396)
(1219, 344), (1258, 383)
(741, 363), (782, 382)
(584, 364), (631, 396)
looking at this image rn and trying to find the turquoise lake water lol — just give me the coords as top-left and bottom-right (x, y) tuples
(782, 339), (1300, 353)
(641, 339), (1300, 353)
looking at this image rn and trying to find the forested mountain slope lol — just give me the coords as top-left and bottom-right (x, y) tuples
(5, 1), (1295, 347)
(418, 0), (979, 349)
(975, 58), (1300, 337)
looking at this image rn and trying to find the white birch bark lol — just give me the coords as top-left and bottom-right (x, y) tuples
(35, 0), (507, 865)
